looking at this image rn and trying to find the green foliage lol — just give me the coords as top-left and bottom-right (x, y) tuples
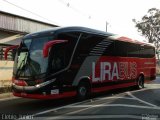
(133, 8), (160, 51)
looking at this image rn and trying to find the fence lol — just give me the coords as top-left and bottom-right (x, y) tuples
(0, 45), (15, 60)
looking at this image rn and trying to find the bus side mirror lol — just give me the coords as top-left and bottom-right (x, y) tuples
(43, 40), (68, 58)
(4, 45), (19, 60)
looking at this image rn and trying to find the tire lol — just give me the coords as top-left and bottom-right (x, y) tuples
(137, 75), (144, 89)
(77, 82), (90, 101)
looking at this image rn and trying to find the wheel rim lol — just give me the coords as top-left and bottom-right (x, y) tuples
(79, 86), (87, 96)
(138, 76), (144, 88)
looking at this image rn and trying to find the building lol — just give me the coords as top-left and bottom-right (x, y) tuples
(0, 10), (58, 60)
(0, 11), (58, 82)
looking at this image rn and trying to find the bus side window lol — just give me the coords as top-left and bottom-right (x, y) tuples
(139, 45), (155, 58)
(103, 39), (115, 56)
(49, 32), (80, 73)
(115, 41), (127, 57)
(49, 44), (64, 72)
(77, 33), (106, 57)
(127, 43), (139, 57)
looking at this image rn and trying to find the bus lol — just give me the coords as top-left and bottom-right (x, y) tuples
(5, 26), (156, 100)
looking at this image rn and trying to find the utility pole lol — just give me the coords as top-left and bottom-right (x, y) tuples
(106, 21), (109, 32)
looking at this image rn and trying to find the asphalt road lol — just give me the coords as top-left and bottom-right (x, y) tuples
(0, 77), (160, 120)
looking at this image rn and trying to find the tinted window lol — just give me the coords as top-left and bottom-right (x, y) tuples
(77, 33), (106, 56)
(115, 41), (127, 57)
(49, 32), (80, 73)
(102, 39), (115, 56)
(127, 43), (139, 57)
(139, 45), (155, 58)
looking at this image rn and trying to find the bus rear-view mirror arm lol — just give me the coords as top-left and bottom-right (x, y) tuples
(4, 45), (19, 60)
(43, 40), (68, 58)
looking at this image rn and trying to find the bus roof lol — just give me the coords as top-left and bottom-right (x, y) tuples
(109, 35), (155, 47)
(23, 26), (155, 47)
(23, 26), (114, 38)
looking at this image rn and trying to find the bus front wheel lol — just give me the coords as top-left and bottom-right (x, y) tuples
(137, 75), (144, 89)
(77, 82), (90, 101)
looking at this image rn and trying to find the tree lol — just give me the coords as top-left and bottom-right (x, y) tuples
(133, 8), (160, 59)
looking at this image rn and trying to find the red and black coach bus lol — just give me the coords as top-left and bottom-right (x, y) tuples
(5, 27), (156, 99)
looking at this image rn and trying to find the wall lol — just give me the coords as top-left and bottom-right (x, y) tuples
(0, 61), (13, 88)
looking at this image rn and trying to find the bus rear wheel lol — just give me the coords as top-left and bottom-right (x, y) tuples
(77, 82), (90, 101)
(137, 75), (144, 89)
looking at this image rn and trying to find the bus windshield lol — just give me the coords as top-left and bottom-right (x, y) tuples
(13, 32), (79, 78)
(13, 36), (53, 77)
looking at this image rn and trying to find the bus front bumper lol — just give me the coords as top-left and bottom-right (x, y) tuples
(12, 79), (56, 92)
(13, 91), (76, 99)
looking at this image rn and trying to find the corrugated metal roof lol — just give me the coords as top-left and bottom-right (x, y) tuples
(0, 10), (58, 34)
